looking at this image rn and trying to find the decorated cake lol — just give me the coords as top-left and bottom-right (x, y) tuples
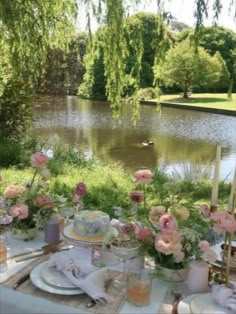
(72, 210), (110, 241)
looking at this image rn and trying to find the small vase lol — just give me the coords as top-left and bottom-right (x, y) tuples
(156, 264), (189, 282)
(0, 233), (8, 273)
(11, 227), (38, 241)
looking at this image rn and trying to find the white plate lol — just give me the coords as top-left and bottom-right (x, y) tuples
(63, 224), (104, 245)
(30, 261), (83, 295)
(40, 262), (77, 289)
(178, 294), (198, 314)
(190, 293), (232, 314)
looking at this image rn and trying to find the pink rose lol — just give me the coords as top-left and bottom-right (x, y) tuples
(74, 182), (87, 197)
(31, 152), (49, 168)
(119, 223), (136, 237)
(203, 249), (217, 263)
(3, 185), (26, 199)
(129, 191), (144, 203)
(159, 214), (178, 233)
(149, 206), (166, 223)
(199, 240), (210, 253)
(155, 231), (182, 255)
(134, 169), (153, 184)
(174, 250), (185, 263)
(9, 204), (29, 220)
(211, 211), (236, 234)
(136, 227), (153, 243)
(200, 204), (211, 218)
(34, 195), (54, 208)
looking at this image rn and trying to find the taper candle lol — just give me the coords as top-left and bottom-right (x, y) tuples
(228, 166), (236, 212)
(211, 146), (221, 208)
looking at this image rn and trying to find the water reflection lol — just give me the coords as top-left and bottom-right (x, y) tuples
(33, 96), (236, 179)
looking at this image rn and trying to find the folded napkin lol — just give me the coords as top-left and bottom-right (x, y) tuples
(212, 284), (236, 312)
(48, 247), (114, 303)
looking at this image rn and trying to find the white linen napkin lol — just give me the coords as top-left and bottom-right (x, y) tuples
(48, 247), (114, 303)
(212, 284), (236, 312)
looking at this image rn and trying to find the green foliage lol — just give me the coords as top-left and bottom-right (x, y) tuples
(0, 80), (33, 142)
(0, 0), (77, 139)
(157, 40), (229, 97)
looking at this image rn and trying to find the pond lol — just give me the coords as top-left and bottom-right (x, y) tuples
(33, 96), (236, 180)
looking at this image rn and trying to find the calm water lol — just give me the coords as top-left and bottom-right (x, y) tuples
(33, 96), (236, 180)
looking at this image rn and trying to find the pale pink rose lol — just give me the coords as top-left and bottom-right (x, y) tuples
(200, 204), (211, 218)
(3, 185), (26, 199)
(211, 211), (236, 234)
(135, 227), (154, 243)
(168, 205), (189, 221)
(129, 191), (144, 204)
(34, 195), (54, 208)
(134, 169), (154, 184)
(174, 250), (185, 263)
(40, 168), (51, 180)
(203, 249), (217, 263)
(31, 152), (49, 168)
(159, 214), (178, 233)
(149, 206), (166, 223)
(9, 204), (29, 220)
(155, 231), (182, 255)
(199, 240), (210, 253)
(74, 182), (87, 197)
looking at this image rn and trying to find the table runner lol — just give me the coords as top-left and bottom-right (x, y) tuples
(3, 256), (126, 314)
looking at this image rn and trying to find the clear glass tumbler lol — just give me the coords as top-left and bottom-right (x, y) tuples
(0, 233), (8, 273)
(127, 269), (152, 306)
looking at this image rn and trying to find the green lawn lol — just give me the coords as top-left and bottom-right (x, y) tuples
(157, 93), (236, 111)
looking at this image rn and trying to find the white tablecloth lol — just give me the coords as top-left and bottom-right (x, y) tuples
(0, 232), (169, 314)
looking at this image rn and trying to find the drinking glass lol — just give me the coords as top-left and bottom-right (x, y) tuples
(0, 233), (8, 273)
(60, 207), (75, 225)
(127, 269), (152, 306)
(110, 239), (140, 291)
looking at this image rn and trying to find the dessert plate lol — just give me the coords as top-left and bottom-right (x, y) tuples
(178, 294), (198, 314)
(190, 293), (233, 314)
(40, 262), (77, 289)
(63, 224), (104, 245)
(30, 261), (83, 295)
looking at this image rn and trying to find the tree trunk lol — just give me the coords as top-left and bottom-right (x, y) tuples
(183, 85), (189, 98)
(227, 78), (234, 100)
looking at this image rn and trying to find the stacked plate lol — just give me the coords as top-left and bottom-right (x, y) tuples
(30, 261), (84, 295)
(178, 293), (233, 314)
(63, 223), (104, 246)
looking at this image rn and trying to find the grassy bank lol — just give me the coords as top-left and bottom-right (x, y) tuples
(158, 93), (236, 111)
(1, 161), (231, 219)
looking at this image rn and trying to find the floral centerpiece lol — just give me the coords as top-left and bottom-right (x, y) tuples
(0, 152), (58, 238)
(112, 169), (236, 280)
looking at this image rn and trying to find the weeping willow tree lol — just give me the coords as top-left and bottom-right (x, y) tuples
(0, 0), (77, 141)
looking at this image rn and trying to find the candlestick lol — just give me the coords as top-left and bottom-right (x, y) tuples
(211, 146), (221, 208)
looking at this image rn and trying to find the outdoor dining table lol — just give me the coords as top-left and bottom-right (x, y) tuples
(1, 232), (235, 314)
(0, 232), (174, 314)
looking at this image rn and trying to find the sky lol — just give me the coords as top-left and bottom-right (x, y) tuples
(77, 0), (236, 32)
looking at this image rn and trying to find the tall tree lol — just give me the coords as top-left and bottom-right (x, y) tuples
(0, 0), (77, 140)
(157, 40), (229, 98)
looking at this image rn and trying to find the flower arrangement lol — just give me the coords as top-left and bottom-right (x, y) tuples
(0, 152), (58, 232)
(112, 169), (236, 271)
